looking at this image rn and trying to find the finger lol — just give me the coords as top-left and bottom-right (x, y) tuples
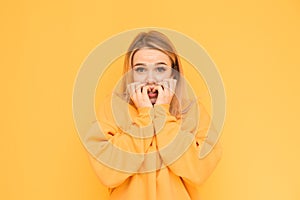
(154, 85), (164, 95)
(142, 85), (149, 99)
(169, 79), (177, 94)
(163, 78), (174, 82)
(130, 82), (140, 104)
(128, 82), (140, 92)
(140, 83), (147, 91)
(155, 82), (163, 91)
(130, 83), (137, 96)
(161, 81), (169, 95)
(135, 83), (146, 98)
(126, 84), (131, 96)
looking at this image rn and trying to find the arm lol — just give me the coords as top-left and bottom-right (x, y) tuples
(84, 94), (155, 188)
(154, 100), (222, 185)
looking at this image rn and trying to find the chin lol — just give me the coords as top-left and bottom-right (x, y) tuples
(150, 98), (157, 104)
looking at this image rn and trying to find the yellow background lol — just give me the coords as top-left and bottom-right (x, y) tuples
(1, 0), (299, 199)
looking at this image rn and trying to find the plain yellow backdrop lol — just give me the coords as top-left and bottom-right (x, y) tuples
(1, 0), (300, 199)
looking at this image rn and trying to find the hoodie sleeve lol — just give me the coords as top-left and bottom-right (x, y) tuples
(84, 94), (155, 188)
(153, 99), (222, 185)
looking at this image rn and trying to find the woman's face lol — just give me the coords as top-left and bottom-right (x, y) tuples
(132, 48), (173, 104)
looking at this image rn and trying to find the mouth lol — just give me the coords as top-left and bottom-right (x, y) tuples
(147, 87), (158, 98)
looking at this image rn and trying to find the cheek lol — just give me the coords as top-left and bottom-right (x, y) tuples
(156, 71), (173, 82)
(133, 73), (146, 83)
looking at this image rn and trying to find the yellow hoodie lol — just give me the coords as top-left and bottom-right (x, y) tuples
(85, 93), (222, 200)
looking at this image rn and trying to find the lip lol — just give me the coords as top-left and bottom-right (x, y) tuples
(148, 91), (158, 98)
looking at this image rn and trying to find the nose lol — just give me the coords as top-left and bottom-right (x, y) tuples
(146, 71), (156, 84)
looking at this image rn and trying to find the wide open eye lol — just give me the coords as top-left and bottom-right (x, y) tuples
(134, 67), (147, 73)
(156, 66), (167, 73)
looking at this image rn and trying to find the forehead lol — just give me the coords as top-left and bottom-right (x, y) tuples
(132, 49), (171, 64)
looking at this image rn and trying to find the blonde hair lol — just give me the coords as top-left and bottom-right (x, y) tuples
(115, 30), (192, 119)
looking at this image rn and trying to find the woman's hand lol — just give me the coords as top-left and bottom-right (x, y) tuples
(154, 79), (177, 105)
(127, 82), (152, 108)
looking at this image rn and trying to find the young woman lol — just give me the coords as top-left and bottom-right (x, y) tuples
(85, 30), (222, 200)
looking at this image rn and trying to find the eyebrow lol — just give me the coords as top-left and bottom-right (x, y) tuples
(133, 62), (169, 67)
